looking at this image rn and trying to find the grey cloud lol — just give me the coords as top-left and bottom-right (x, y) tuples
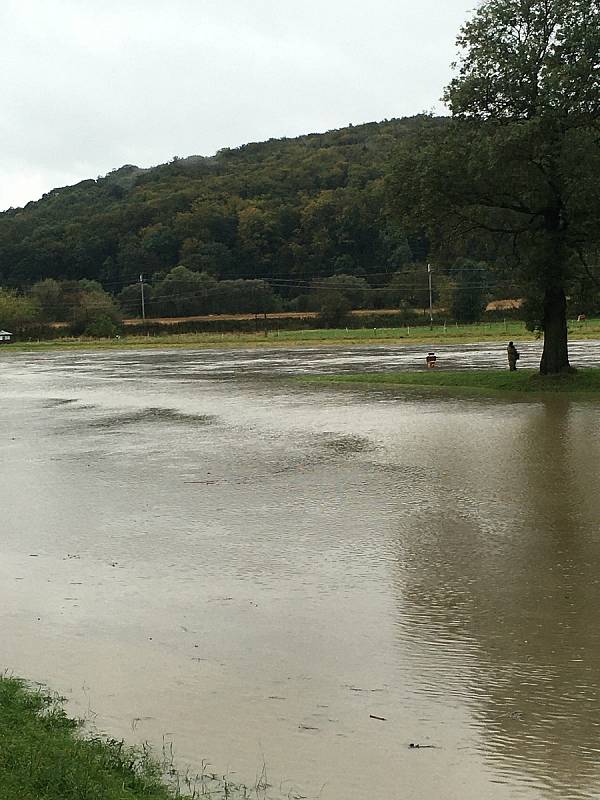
(0, 0), (473, 210)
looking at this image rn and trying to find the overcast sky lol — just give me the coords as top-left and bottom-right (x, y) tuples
(0, 0), (475, 211)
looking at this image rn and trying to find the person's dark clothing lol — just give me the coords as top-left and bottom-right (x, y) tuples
(507, 343), (519, 371)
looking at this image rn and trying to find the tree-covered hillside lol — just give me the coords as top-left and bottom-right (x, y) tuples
(0, 118), (435, 298)
(1, 113), (595, 337)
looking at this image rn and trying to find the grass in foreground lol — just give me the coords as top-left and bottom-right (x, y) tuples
(0, 676), (257, 800)
(302, 368), (600, 396)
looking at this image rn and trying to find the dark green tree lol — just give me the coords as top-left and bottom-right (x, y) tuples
(314, 274), (371, 309)
(446, 262), (490, 323)
(152, 266), (217, 317)
(317, 290), (352, 328)
(30, 278), (66, 321)
(211, 279), (280, 314)
(69, 288), (122, 336)
(0, 290), (40, 331)
(386, 266), (432, 312)
(391, 0), (600, 373)
(179, 240), (234, 277)
(117, 282), (150, 318)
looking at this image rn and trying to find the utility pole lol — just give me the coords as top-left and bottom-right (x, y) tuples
(427, 263), (433, 328)
(139, 274), (146, 322)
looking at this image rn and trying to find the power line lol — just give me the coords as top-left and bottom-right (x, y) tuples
(18, 265), (499, 293)
(17, 285), (521, 316)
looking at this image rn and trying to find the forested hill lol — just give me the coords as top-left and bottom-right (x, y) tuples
(0, 117), (438, 297)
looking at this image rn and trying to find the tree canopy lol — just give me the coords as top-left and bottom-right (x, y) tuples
(0, 119), (428, 297)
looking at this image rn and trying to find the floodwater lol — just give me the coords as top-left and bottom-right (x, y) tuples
(1, 343), (600, 800)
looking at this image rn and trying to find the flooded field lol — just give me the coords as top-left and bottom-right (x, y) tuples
(1, 343), (600, 799)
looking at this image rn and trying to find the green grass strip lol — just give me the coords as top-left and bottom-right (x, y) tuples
(2, 318), (600, 352)
(302, 369), (600, 396)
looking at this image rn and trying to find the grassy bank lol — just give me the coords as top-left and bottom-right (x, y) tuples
(1, 318), (598, 354)
(303, 369), (600, 396)
(4, 318), (600, 352)
(0, 676), (254, 800)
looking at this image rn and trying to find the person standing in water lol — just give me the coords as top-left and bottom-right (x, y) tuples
(426, 352), (437, 368)
(507, 341), (520, 371)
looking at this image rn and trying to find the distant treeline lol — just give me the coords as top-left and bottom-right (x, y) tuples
(0, 259), (503, 338)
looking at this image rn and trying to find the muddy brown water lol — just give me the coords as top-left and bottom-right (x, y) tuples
(1, 344), (600, 799)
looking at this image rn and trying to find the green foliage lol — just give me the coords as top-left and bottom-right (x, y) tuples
(385, 266), (432, 311)
(444, 0), (599, 122)
(0, 119), (424, 298)
(0, 676), (269, 799)
(117, 282), (148, 317)
(317, 290), (352, 328)
(116, 268), (282, 318)
(0, 290), (40, 331)
(30, 278), (65, 321)
(69, 288), (122, 336)
(444, 261), (490, 323)
(211, 278), (281, 315)
(314, 274), (372, 309)
(151, 266), (216, 316)
(29, 280), (123, 335)
(179, 240), (233, 276)
(82, 315), (120, 338)
(0, 676), (176, 799)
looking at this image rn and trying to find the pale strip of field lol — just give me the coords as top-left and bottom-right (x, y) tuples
(121, 308), (421, 325)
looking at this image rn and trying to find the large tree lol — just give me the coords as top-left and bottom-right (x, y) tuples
(392, 0), (600, 373)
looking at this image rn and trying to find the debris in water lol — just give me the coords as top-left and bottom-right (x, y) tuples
(370, 714), (387, 721)
(500, 710), (524, 721)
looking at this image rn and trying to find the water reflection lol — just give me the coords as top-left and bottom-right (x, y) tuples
(393, 399), (600, 798)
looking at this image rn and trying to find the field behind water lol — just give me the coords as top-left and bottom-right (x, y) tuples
(4, 318), (600, 352)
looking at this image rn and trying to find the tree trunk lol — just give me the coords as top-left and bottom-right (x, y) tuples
(540, 286), (571, 374)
